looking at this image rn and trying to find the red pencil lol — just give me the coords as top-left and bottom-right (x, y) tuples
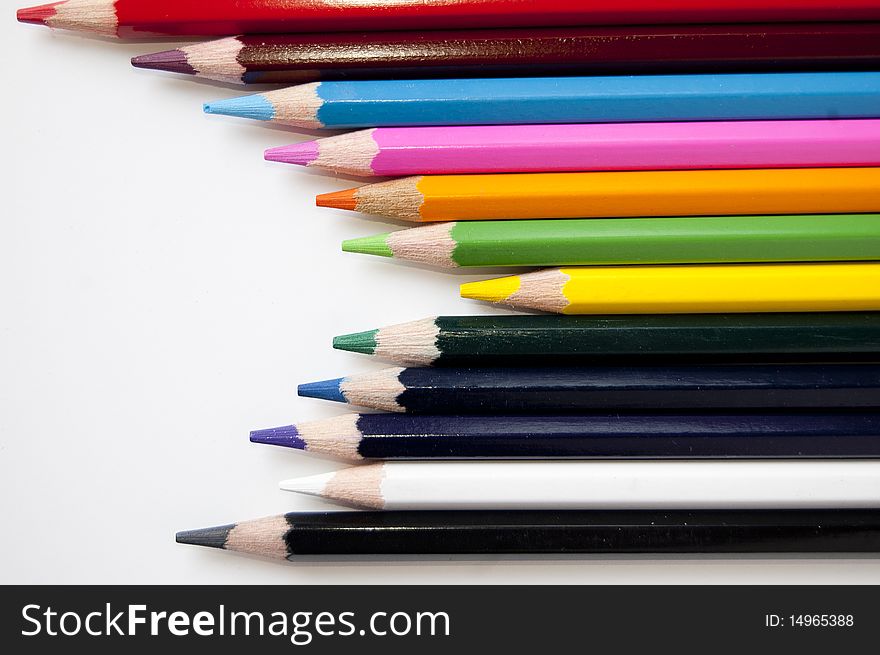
(18, 0), (880, 38)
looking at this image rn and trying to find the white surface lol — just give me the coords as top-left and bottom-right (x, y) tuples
(3, 20), (880, 584)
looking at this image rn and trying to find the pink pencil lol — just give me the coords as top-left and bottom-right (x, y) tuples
(264, 119), (880, 177)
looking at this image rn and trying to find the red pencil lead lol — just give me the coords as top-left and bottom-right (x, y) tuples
(16, 1), (62, 25)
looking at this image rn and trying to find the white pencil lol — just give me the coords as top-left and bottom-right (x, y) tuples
(279, 461), (880, 510)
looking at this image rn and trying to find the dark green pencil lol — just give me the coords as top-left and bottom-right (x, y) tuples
(332, 314), (880, 366)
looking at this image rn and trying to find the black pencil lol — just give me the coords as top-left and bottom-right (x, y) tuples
(177, 510), (880, 557)
(249, 412), (880, 461)
(332, 314), (880, 366)
(131, 23), (880, 85)
(298, 364), (880, 413)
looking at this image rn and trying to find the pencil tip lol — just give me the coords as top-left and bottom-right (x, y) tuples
(316, 189), (358, 210)
(342, 233), (394, 258)
(204, 94), (275, 122)
(333, 329), (379, 355)
(265, 142), (319, 166)
(298, 378), (347, 403)
(250, 425), (307, 450)
(17, 2), (60, 25)
(460, 276), (522, 303)
(176, 524), (233, 549)
(132, 49), (195, 75)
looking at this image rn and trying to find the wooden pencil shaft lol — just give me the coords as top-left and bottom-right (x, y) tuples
(462, 263), (880, 315)
(23, 1), (880, 38)
(283, 510), (880, 554)
(334, 364), (880, 413)
(296, 120), (880, 176)
(358, 215), (880, 268)
(283, 461), (880, 510)
(337, 314), (880, 366)
(343, 413), (880, 460)
(342, 168), (880, 221)
(171, 24), (880, 84)
(227, 72), (880, 129)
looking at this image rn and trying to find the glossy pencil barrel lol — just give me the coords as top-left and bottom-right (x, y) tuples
(332, 314), (880, 366)
(209, 72), (880, 129)
(461, 263), (880, 315)
(300, 365), (880, 413)
(177, 510), (880, 556)
(254, 412), (880, 461)
(20, 1), (880, 38)
(343, 215), (880, 268)
(135, 24), (880, 84)
(323, 168), (880, 222)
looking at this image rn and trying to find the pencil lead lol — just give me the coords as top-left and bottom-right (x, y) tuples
(460, 276), (522, 303)
(249, 425), (306, 450)
(265, 142), (319, 166)
(204, 94), (275, 122)
(298, 379), (347, 403)
(175, 524), (234, 550)
(342, 234), (394, 258)
(279, 472), (333, 496)
(333, 329), (379, 355)
(131, 49), (195, 75)
(316, 189), (358, 210)
(16, 2), (60, 25)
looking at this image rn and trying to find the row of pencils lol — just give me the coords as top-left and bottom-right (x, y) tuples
(20, 0), (880, 560)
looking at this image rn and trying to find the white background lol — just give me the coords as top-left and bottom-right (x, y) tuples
(3, 17), (880, 584)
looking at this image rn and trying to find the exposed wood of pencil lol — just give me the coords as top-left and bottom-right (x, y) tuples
(176, 509), (880, 557)
(331, 314), (880, 366)
(297, 364), (880, 413)
(317, 168), (880, 222)
(131, 23), (880, 85)
(279, 461), (880, 510)
(460, 263), (880, 315)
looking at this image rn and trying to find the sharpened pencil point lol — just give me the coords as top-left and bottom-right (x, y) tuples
(16, 2), (60, 25)
(132, 49), (195, 75)
(250, 425), (307, 450)
(298, 379), (347, 403)
(461, 276), (522, 303)
(265, 142), (319, 166)
(204, 94), (275, 122)
(316, 189), (358, 210)
(333, 329), (379, 355)
(342, 234), (394, 258)
(176, 524), (233, 550)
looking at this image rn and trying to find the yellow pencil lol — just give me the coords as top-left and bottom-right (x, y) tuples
(460, 263), (880, 314)
(316, 167), (880, 222)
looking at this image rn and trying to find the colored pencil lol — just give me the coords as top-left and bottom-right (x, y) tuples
(461, 263), (880, 315)
(19, 1), (880, 38)
(131, 23), (880, 85)
(317, 168), (880, 222)
(297, 364), (880, 413)
(332, 314), (880, 366)
(251, 412), (880, 462)
(202, 72), (880, 129)
(176, 509), (880, 557)
(270, 120), (880, 176)
(279, 461), (880, 510)
(342, 215), (880, 269)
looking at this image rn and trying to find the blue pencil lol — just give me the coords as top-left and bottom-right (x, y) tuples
(203, 72), (880, 129)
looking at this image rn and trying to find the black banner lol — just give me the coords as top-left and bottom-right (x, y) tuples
(2, 585), (877, 653)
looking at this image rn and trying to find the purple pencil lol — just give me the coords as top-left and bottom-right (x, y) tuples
(264, 119), (880, 176)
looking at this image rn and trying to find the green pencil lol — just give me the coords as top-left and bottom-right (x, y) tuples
(332, 314), (880, 366)
(342, 214), (880, 268)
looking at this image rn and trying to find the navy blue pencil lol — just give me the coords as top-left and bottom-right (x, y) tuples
(298, 364), (880, 414)
(249, 413), (880, 462)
